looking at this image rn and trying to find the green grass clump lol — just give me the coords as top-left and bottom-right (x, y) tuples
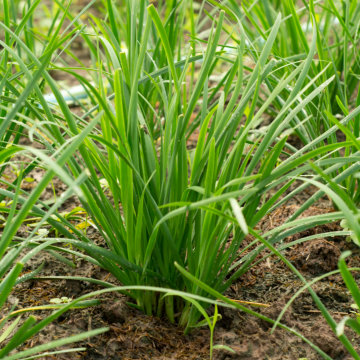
(38, 0), (356, 332)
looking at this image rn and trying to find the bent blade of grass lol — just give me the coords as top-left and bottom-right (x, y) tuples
(229, 199), (248, 235)
(336, 253), (360, 343)
(339, 252), (360, 308)
(2, 328), (108, 360)
(296, 175), (360, 243)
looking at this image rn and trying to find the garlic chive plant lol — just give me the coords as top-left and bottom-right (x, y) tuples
(41, 0), (352, 331)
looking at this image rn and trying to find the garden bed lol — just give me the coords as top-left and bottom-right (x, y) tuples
(4, 172), (359, 359)
(2, 1), (360, 359)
